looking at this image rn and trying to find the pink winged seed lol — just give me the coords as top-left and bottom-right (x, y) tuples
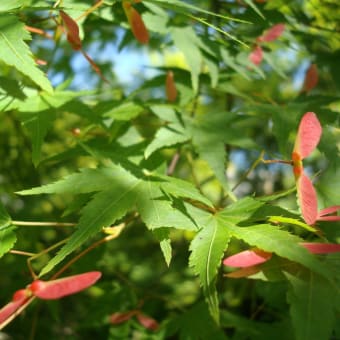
(317, 205), (340, 221)
(293, 112), (322, 159)
(296, 172), (318, 225)
(223, 249), (272, 268)
(302, 242), (340, 254)
(249, 45), (263, 65)
(257, 23), (285, 43)
(0, 296), (28, 324)
(32, 271), (102, 300)
(136, 313), (159, 331)
(223, 243), (340, 279)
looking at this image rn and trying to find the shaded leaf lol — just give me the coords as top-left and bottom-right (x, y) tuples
(173, 302), (227, 339)
(0, 226), (17, 258)
(0, 201), (11, 230)
(153, 228), (172, 266)
(286, 272), (335, 340)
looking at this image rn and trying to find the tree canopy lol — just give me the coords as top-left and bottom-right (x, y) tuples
(0, 0), (339, 339)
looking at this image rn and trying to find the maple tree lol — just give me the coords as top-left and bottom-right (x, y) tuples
(0, 0), (339, 339)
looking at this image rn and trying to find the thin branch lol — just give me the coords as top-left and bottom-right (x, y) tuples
(232, 150), (265, 192)
(262, 159), (293, 165)
(28, 238), (70, 280)
(167, 152), (180, 175)
(25, 25), (53, 39)
(9, 250), (36, 257)
(76, 0), (104, 21)
(12, 221), (76, 227)
(50, 224), (125, 280)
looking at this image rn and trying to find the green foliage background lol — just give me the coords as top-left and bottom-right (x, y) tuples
(0, 0), (339, 339)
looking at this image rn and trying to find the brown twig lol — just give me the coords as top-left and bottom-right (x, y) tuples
(12, 221), (76, 227)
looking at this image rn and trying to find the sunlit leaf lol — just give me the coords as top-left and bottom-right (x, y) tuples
(0, 201), (11, 230)
(0, 14), (52, 92)
(171, 26), (202, 92)
(189, 218), (231, 324)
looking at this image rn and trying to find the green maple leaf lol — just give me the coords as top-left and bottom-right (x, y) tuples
(146, 107), (256, 201)
(17, 91), (87, 165)
(0, 14), (52, 92)
(0, 201), (11, 230)
(0, 226), (17, 258)
(18, 164), (213, 276)
(144, 106), (190, 158)
(189, 218), (231, 324)
(286, 272), (336, 340)
(189, 112), (256, 198)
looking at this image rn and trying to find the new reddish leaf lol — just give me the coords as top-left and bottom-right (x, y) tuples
(249, 45), (263, 65)
(296, 172), (318, 225)
(136, 312), (159, 331)
(30, 271), (102, 300)
(293, 112), (322, 160)
(223, 249), (272, 268)
(109, 310), (138, 324)
(81, 50), (109, 83)
(166, 71), (177, 102)
(302, 64), (318, 93)
(122, 2), (149, 44)
(60, 10), (82, 50)
(257, 23), (285, 43)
